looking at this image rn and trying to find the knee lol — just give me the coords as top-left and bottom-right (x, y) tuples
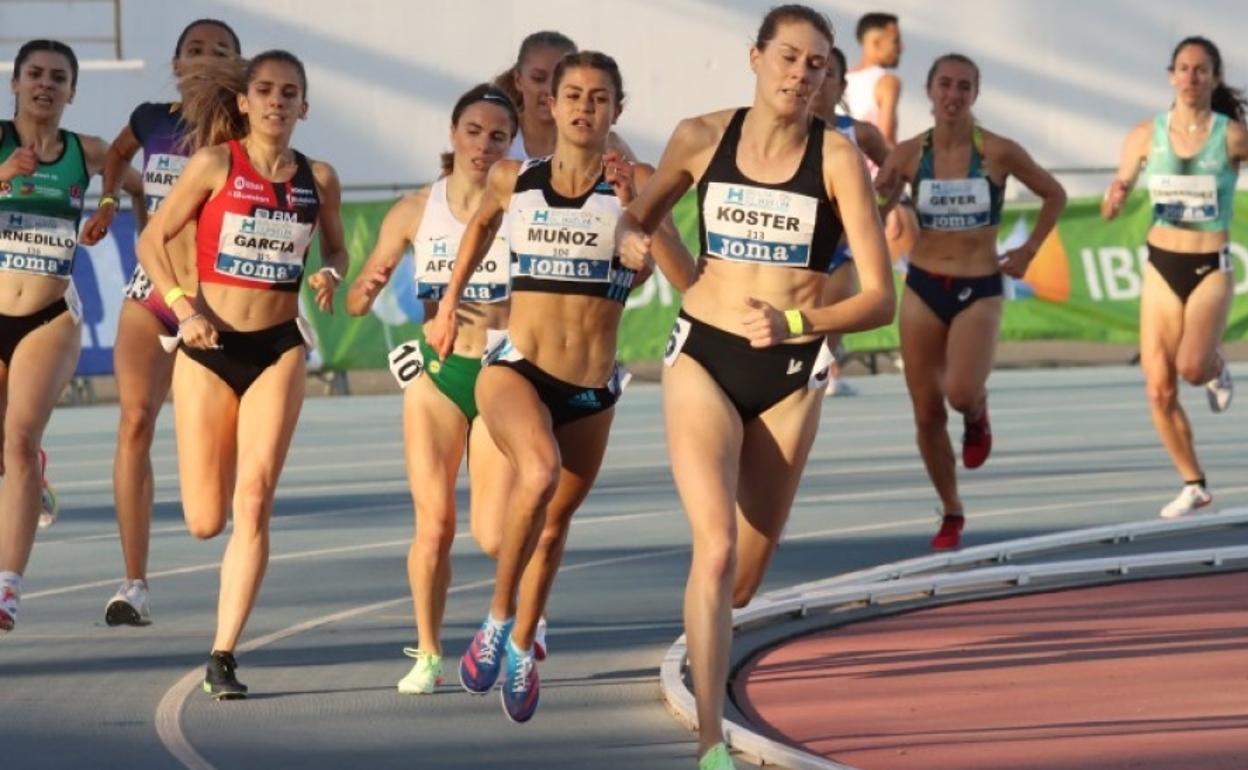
(414, 512), (456, 560)
(186, 516), (226, 540)
(690, 536), (736, 587)
(231, 481), (273, 534)
(1175, 354), (1209, 386)
(1, 429), (39, 472)
(945, 386), (981, 416)
(532, 521), (569, 561)
(514, 457), (560, 507)
(117, 405), (158, 448)
(1146, 379), (1178, 411)
(912, 401), (947, 434)
(471, 522), (502, 560)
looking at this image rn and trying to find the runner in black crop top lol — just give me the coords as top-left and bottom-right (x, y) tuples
(697, 109), (844, 274)
(611, 9), (896, 768)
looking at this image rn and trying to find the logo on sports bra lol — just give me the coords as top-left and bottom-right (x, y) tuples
(916, 178), (992, 230)
(702, 183), (816, 267)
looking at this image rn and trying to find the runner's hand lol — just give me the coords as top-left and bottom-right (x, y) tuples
(179, 314), (219, 350)
(742, 297), (788, 348)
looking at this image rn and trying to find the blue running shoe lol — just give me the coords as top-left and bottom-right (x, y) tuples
(459, 615), (512, 694)
(500, 639), (540, 723)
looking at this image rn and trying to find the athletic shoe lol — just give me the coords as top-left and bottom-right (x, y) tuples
(397, 648), (442, 695)
(1205, 357), (1233, 413)
(37, 449), (58, 529)
(500, 640), (540, 724)
(699, 742), (737, 770)
(962, 408), (992, 469)
(459, 615), (512, 694)
(105, 580), (152, 627)
(824, 378), (859, 398)
(203, 651), (248, 700)
(534, 616), (548, 661)
(1159, 484), (1213, 519)
(0, 582), (18, 633)
(930, 513), (964, 551)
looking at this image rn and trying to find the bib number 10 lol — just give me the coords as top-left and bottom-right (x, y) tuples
(387, 340), (425, 388)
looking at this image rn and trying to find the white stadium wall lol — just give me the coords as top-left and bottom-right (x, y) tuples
(2, 0), (1245, 196)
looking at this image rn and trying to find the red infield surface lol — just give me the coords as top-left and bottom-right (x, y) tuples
(734, 572), (1248, 770)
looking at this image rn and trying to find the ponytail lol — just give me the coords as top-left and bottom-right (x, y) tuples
(176, 54), (248, 153)
(1211, 82), (1248, 124)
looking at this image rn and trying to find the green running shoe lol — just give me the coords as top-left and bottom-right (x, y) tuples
(699, 743), (737, 770)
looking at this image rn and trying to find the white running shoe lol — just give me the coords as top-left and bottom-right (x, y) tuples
(0, 580), (19, 633)
(105, 580), (152, 627)
(397, 648), (442, 694)
(1205, 358), (1233, 413)
(534, 616), (549, 661)
(1159, 484), (1213, 519)
(824, 378), (859, 398)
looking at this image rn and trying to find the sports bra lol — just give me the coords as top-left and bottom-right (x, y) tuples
(697, 108), (844, 273)
(913, 125), (1005, 231)
(0, 120), (88, 280)
(129, 102), (190, 216)
(196, 140), (321, 293)
(1142, 112), (1237, 232)
(413, 176), (510, 303)
(507, 156), (633, 305)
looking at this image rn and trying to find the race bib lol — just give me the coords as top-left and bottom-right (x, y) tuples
(702, 183), (817, 267)
(415, 230), (510, 303)
(0, 211), (77, 279)
(215, 211), (314, 285)
(1148, 174), (1218, 223)
(663, 316), (692, 367)
(511, 207), (615, 283)
(142, 153), (188, 214)
(387, 339), (425, 388)
(916, 178), (992, 230)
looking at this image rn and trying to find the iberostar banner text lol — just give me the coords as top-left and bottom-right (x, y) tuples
(303, 191), (1248, 369)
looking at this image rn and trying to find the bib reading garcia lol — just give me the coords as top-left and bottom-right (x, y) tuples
(215, 211), (315, 286)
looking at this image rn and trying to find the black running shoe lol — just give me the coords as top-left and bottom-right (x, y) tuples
(203, 651), (249, 700)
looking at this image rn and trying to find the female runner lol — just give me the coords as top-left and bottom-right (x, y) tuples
(813, 45), (890, 396)
(616, 7), (896, 767)
(877, 53), (1065, 549)
(428, 51), (693, 723)
(80, 18), (242, 628)
(346, 83), (518, 694)
(1103, 36), (1247, 518)
(136, 50), (347, 697)
(0, 40), (142, 632)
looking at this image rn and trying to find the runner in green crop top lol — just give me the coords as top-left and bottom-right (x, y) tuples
(1102, 35), (1248, 521)
(0, 39), (142, 634)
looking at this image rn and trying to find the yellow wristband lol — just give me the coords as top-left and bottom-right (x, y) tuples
(164, 286), (187, 307)
(784, 308), (806, 337)
(875, 192), (889, 207)
(98, 195), (119, 209)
